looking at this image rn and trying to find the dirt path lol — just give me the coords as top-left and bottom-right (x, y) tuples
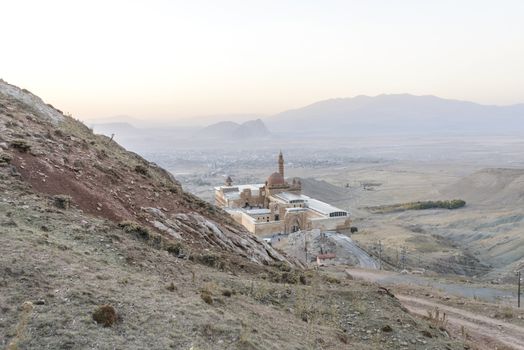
(344, 268), (523, 349)
(398, 295), (524, 350)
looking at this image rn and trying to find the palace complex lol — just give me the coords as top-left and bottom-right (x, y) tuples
(214, 152), (351, 236)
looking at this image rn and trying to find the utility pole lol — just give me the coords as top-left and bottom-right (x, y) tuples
(400, 246), (406, 271)
(378, 240), (383, 270)
(518, 270), (521, 308)
(304, 232), (308, 265)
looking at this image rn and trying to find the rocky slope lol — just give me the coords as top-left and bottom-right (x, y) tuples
(0, 80), (466, 349)
(0, 80), (287, 267)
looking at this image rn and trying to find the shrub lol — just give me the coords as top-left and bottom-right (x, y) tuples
(167, 282), (177, 292)
(0, 152), (12, 165)
(134, 164), (149, 176)
(381, 325), (393, 332)
(272, 261), (292, 272)
(200, 290), (213, 304)
(268, 270), (307, 285)
(426, 307), (448, 330)
(92, 304), (118, 327)
(299, 274), (307, 285)
(168, 186), (180, 194)
(53, 195), (72, 210)
(118, 221), (150, 240)
(324, 275), (341, 284)
(10, 140), (31, 152)
(195, 253), (219, 268)
(166, 242), (184, 256)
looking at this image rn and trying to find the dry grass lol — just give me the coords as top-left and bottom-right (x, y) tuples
(6, 301), (34, 350)
(426, 307), (448, 330)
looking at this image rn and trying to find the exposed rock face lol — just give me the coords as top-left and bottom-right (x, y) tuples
(0, 79), (64, 124)
(170, 213), (291, 265)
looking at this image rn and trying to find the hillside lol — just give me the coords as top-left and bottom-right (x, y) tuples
(267, 94), (524, 136)
(440, 168), (524, 208)
(0, 80), (465, 349)
(300, 177), (352, 207)
(436, 168), (524, 269)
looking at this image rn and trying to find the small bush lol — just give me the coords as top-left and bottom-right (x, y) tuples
(381, 325), (393, 332)
(195, 253), (220, 268)
(168, 186), (180, 194)
(324, 275), (341, 284)
(92, 304), (117, 327)
(299, 274), (307, 285)
(222, 289), (233, 297)
(0, 152), (12, 165)
(134, 164), (149, 176)
(53, 195), (72, 210)
(166, 242), (184, 256)
(268, 270), (307, 285)
(495, 307), (514, 319)
(200, 290), (213, 304)
(167, 282), (177, 292)
(272, 261), (292, 272)
(421, 330), (433, 338)
(10, 140), (31, 153)
(426, 307), (448, 330)
(96, 149), (108, 159)
(118, 221), (150, 240)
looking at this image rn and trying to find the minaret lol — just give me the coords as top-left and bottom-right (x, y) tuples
(278, 151), (284, 178)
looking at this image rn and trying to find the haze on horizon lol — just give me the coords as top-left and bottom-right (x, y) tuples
(1, 0), (523, 123)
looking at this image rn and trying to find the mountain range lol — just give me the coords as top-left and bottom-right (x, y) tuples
(92, 94), (524, 139)
(195, 119), (270, 139)
(266, 94), (524, 136)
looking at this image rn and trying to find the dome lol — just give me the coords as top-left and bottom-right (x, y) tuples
(267, 172), (285, 187)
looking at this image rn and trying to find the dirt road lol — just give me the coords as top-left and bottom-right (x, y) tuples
(346, 268), (524, 349)
(399, 295), (524, 350)
(326, 233), (379, 269)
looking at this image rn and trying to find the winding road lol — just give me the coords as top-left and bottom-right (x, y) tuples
(326, 233), (379, 269)
(346, 268), (524, 350)
(399, 295), (524, 350)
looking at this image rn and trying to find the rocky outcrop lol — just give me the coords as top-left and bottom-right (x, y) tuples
(141, 206), (294, 265)
(0, 79), (64, 124)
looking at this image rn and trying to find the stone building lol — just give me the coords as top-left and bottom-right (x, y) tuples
(215, 152), (351, 236)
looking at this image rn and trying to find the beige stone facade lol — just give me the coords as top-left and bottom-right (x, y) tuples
(215, 152), (351, 237)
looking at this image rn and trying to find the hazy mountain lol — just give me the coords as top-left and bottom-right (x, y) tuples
(267, 94), (524, 136)
(175, 113), (265, 127)
(91, 122), (137, 136)
(231, 119), (271, 139)
(196, 118), (270, 139)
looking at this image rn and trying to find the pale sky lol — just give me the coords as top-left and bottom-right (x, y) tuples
(1, 0), (523, 121)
